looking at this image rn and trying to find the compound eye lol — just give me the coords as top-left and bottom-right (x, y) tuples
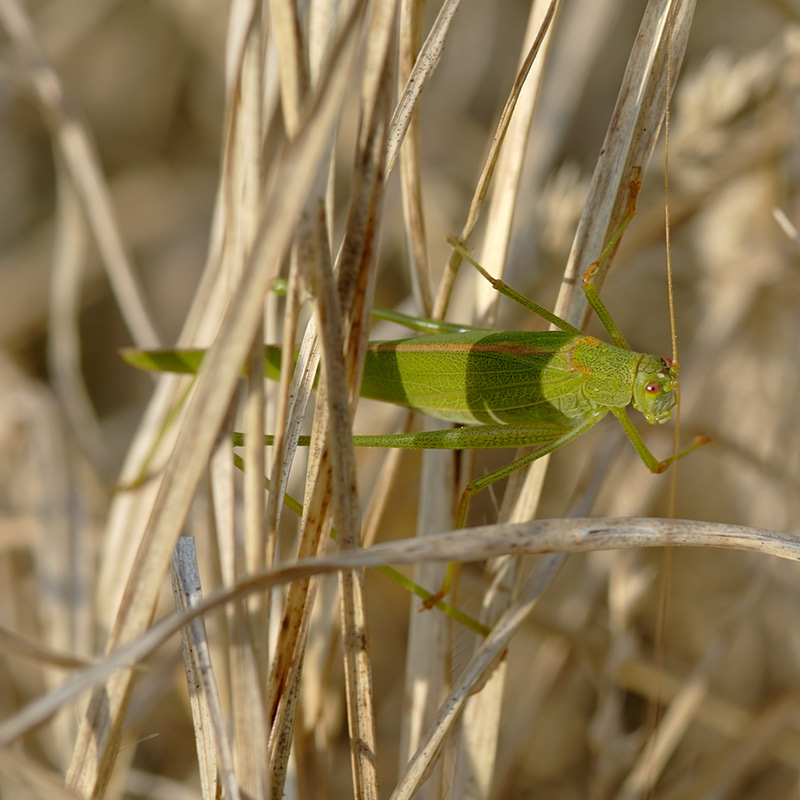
(645, 382), (661, 396)
(660, 356), (673, 369)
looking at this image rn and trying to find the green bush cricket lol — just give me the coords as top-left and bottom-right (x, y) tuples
(339, 215), (707, 521)
(123, 197), (709, 607)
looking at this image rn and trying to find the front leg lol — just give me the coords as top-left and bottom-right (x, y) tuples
(609, 406), (710, 473)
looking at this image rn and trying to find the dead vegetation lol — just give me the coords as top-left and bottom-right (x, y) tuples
(1, 1), (800, 798)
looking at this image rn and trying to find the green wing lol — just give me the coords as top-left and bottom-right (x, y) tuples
(361, 331), (587, 425)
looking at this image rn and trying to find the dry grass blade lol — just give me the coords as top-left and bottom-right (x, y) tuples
(170, 538), (238, 800)
(397, 0), (433, 315)
(295, 3), (402, 794)
(396, 429), (453, 791)
(265, 0), (336, 540)
(225, 14), (272, 795)
(474, 0), (560, 322)
(556, 0), (697, 328)
(386, 0), (462, 177)
(64, 3), (368, 794)
(270, 0), (310, 136)
(394, 555), (563, 800)
(262, 0), (320, 560)
(260, 21), (359, 794)
(773, 207), (800, 250)
(209, 421), (256, 797)
(450, 3), (561, 797)
(266, 1), (400, 795)
(432, 0), (560, 319)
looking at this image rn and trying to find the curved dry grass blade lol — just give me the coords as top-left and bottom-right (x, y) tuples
(0, 624), (93, 671)
(0, 0), (160, 349)
(1, 518), (795, 749)
(48, 176), (111, 475)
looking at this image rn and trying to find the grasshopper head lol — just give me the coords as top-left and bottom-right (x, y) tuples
(633, 354), (678, 425)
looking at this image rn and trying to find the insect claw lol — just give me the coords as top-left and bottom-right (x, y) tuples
(625, 176), (643, 215)
(582, 262), (600, 287)
(421, 588), (447, 610)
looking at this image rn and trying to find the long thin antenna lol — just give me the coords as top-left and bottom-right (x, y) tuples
(651, 6), (679, 796)
(664, 1), (681, 517)
(664, 60), (677, 367)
